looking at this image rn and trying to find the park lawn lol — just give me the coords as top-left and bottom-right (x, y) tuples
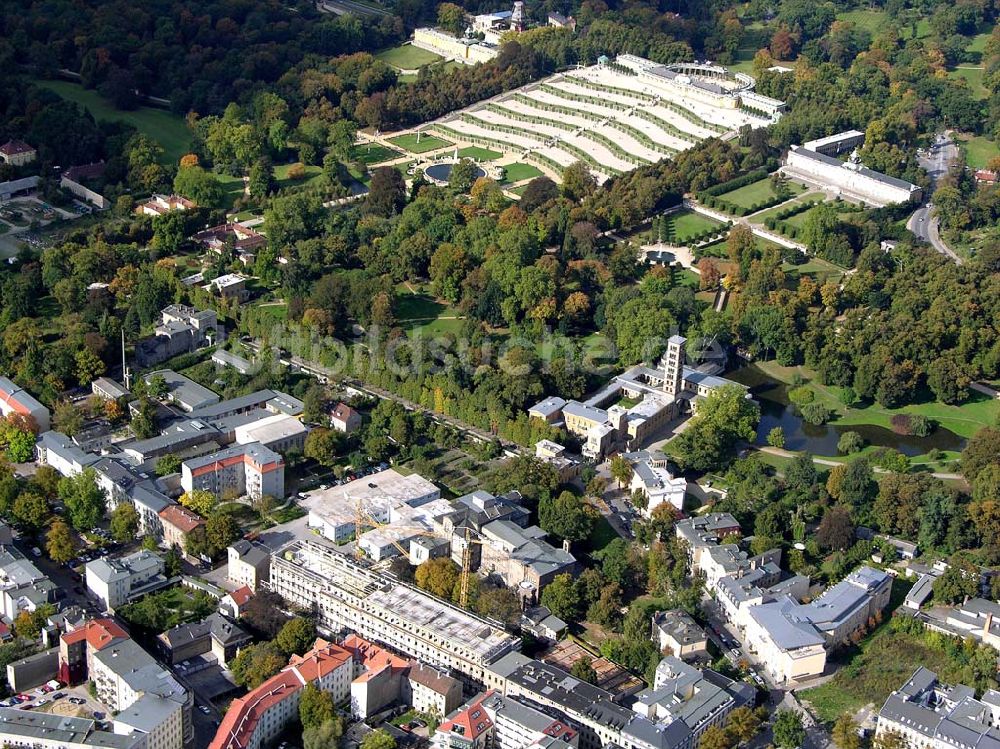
(502, 163), (543, 183)
(275, 163), (325, 189)
(668, 210), (724, 242)
(960, 134), (999, 169)
(718, 177), (804, 210)
(32, 79), (191, 164)
(748, 359), (1000, 438)
(351, 143), (402, 165)
(376, 44), (443, 70)
(395, 293), (451, 322)
(836, 9), (886, 33)
(783, 256), (847, 284)
(783, 203), (827, 229)
(459, 146), (502, 161)
(215, 173), (246, 209)
(967, 32), (992, 56)
(408, 316), (465, 337)
(253, 303), (288, 322)
(585, 516), (619, 554)
(507, 184), (531, 197)
(388, 132), (453, 154)
(949, 67), (988, 99)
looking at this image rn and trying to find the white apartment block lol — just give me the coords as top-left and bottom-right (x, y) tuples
(876, 668), (1000, 749)
(744, 566), (892, 683)
(85, 551), (166, 612)
(0, 707), (144, 749)
(268, 540), (519, 686)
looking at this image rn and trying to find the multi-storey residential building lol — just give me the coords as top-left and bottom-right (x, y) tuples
(744, 566), (892, 683)
(0, 546), (57, 620)
(625, 451), (687, 515)
(209, 640), (353, 749)
(85, 551), (168, 612)
(652, 611), (708, 660)
(134, 306), (219, 368)
(157, 613), (252, 666)
(0, 139), (37, 166)
(479, 521), (576, 601)
(876, 668), (1000, 749)
(409, 662), (464, 718)
(434, 690), (579, 749)
(269, 540), (520, 686)
(227, 540), (271, 592)
(36, 431), (99, 476)
(674, 514), (741, 571)
(632, 657), (754, 745)
(0, 708), (143, 749)
(0, 376), (49, 432)
(59, 619), (192, 749)
(159, 505), (205, 554)
(181, 442), (284, 501)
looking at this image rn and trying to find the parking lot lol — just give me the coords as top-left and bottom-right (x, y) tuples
(11, 682), (109, 723)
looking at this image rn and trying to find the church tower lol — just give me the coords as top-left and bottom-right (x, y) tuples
(663, 335), (685, 396)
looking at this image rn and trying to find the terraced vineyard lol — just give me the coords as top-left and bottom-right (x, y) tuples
(418, 60), (762, 183)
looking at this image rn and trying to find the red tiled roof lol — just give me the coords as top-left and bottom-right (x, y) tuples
(439, 691), (495, 741)
(0, 140), (35, 156)
(332, 403), (358, 421)
(209, 671), (303, 749)
(229, 586), (253, 606)
(288, 639), (352, 682)
(159, 504), (205, 534)
(63, 161), (106, 182)
(62, 618), (128, 651)
(209, 640), (353, 749)
(342, 634), (410, 675)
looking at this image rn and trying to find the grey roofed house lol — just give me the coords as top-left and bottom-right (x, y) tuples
(675, 514), (741, 548)
(146, 370), (219, 412)
(622, 712), (694, 749)
(229, 539), (270, 568)
(211, 350), (255, 375)
(521, 605), (567, 641)
(561, 401), (608, 423)
(481, 520), (576, 579)
(449, 490), (530, 531)
(36, 430), (100, 470)
(528, 396), (567, 419)
(877, 668), (1000, 749)
(187, 390), (280, 420)
(747, 597), (826, 650)
(0, 707), (142, 749)
(652, 610), (706, 652)
(91, 377), (132, 401)
(266, 391), (304, 416)
(159, 612), (251, 656)
(122, 419), (222, 462)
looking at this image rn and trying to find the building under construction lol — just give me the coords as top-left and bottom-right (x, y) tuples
(269, 540), (520, 689)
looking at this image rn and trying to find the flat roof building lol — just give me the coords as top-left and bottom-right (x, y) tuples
(269, 540), (520, 686)
(0, 376), (50, 432)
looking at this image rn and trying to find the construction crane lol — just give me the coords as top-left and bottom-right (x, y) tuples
(458, 527), (486, 609)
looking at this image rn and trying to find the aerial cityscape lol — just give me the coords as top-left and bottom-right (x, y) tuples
(0, 1), (999, 749)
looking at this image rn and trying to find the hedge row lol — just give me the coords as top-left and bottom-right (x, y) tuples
(581, 128), (650, 166)
(632, 108), (701, 146)
(486, 103), (574, 131)
(700, 191), (787, 217)
(433, 125), (514, 154)
(605, 120), (677, 158)
(512, 93), (602, 123)
(539, 83), (629, 113)
(564, 75), (655, 104)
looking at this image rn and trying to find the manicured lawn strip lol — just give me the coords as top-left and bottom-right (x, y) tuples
(717, 178), (803, 209)
(502, 163), (544, 183)
(748, 192), (825, 223)
(395, 293), (448, 322)
(351, 143), (402, 164)
(376, 44), (443, 69)
(744, 360), (1000, 438)
(388, 132), (453, 154)
(459, 146), (503, 161)
(669, 211), (724, 242)
(32, 79), (192, 164)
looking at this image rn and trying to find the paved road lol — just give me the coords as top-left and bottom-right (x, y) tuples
(910, 132), (962, 264)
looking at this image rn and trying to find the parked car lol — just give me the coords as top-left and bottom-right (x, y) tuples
(198, 706), (211, 715)
(30, 548), (41, 557)
(52, 693), (65, 700)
